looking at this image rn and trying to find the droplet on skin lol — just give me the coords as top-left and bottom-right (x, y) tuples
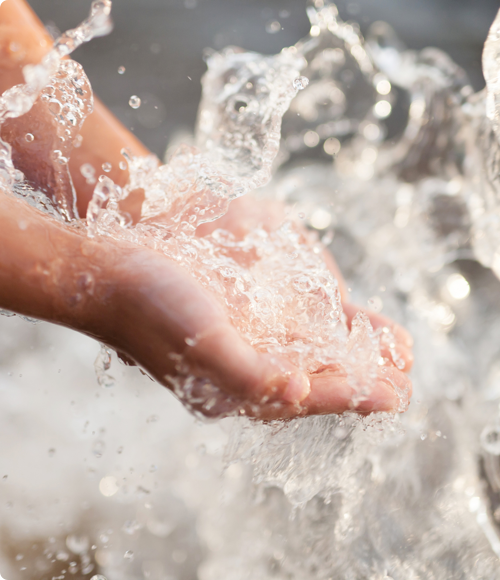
(25, 133), (34, 142)
(80, 163), (95, 179)
(102, 162), (112, 173)
(129, 95), (141, 109)
(119, 161), (127, 170)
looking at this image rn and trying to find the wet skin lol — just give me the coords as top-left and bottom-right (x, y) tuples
(0, 0), (413, 419)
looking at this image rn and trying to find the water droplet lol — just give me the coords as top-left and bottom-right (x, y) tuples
(117, 66), (126, 74)
(73, 134), (83, 148)
(52, 150), (68, 164)
(90, 575), (107, 580)
(25, 133), (34, 142)
(124, 550), (134, 561)
(102, 162), (112, 173)
(66, 534), (89, 555)
(99, 476), (119, 497)
(293, 76), (309, 91)
(119, 161), (127, 170)
(2, 475), (7, 481)
(304, 130), (320, 148)
(265, 20), (281, 34)
(481, 424), (500, 454)
(324, 137), (341, 156)
(129, 95), (141, 109)
(48, 99), (61, 115)
(48, 448), (56, 457)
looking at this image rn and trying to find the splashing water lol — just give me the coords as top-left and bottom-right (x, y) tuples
(3, 1), (500, 579)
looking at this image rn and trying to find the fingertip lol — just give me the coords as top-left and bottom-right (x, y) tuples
(282, 371), (311, 404)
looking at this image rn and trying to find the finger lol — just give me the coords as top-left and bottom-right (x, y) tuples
(343, 302), (413, 347)
(113, 250), (311, 406)
(243, 364), (412, 420)
(342, 302), (414, 371)
(184, 324), (311, 405)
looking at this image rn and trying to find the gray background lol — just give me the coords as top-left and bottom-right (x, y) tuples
(28, 0), (500, 157)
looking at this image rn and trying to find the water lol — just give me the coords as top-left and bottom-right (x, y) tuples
(2, 0), (500, 578)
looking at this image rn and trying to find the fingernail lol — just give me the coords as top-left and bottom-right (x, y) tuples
(283, 372), (311, 404)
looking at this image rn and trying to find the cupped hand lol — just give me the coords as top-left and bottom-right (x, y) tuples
(0, 0), (413, 419)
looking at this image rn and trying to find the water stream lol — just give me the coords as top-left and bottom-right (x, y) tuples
(2, 0), (500, 578)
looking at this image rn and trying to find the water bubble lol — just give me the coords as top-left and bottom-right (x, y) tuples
(117, 66), (126, 74)
(123, 520), (142, 535)
(52, 150), (68, 164)
(129, 95), (141, 109)
(25, 133), (34, 142)
(374, 100), (392, 118)
(304, 130), (320, 148)
(323, 137), (341, 156)
(48, 99), (61, 115)
(80, 163), (95, 179)
(446, 273), (470, 300)
(375, 78), (391, 95)
(102, 162), (112, 173)
(66, 534), (89, 555)
(309, 208), (332, 230)
(293, 76), (309, 91)
(124, 550), (134, 561)
(481, 424), (500, 454)
(90, 576), (107, 580)
(310, 25), (321, 37)
(99, 476), (119, 497)
(266, 20), (281, 34)
(119, 161), (127, 170)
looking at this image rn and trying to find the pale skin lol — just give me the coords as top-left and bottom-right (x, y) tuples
(0, 0), (413, 419)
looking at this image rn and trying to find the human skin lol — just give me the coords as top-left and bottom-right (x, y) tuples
(0, 0), (413, 419)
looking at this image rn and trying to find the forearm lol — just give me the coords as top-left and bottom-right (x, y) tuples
(0, 190), (116, 334)
(0, 0), (151, 218)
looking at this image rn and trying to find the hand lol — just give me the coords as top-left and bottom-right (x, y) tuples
(0, 0), (413, 420)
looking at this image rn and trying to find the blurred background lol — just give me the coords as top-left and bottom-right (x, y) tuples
(28, 0), (500, 157)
